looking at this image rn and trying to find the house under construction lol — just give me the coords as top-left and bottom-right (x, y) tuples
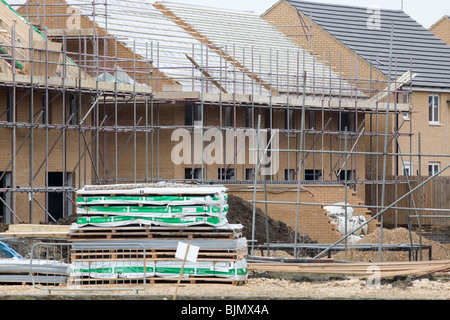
(0, 0), (446, 245)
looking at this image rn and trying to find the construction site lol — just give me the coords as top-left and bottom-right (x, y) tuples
(0, 0), (448, 300)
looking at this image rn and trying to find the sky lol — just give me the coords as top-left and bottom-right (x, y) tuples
(160, 0), (450, 29)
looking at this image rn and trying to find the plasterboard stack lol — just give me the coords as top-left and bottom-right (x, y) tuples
(67, 182), (248, 285)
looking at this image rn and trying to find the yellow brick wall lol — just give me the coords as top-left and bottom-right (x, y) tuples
(0, 87), (93, 223)
(97, 102), (368, 200)
(262, 0), (395, 187)
(430, 17), (450, 45)
(398, 90), (450, 175)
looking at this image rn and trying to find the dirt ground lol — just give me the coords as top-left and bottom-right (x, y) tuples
(0, 274), (448, 300)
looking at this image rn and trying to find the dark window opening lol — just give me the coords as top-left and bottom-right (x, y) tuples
(185, 104), (202, 126)
(47, 172), (72, 221)
(218, 168), (235, 180)
(338, 170), (354, 182)
(185, 168), (202, 180)
(305, 169), (322, 181)
(339, 113), (354, 132)
(285, 169), (294, 181)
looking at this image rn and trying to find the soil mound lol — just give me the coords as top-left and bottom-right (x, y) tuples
(226, 194), (313, 245)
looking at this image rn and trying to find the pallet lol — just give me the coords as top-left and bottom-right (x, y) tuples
(70, 247), (247, 261)
(68, 275), (247, 286)
(67, 226), (242, 241)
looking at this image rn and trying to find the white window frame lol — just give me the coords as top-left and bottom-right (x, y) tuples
(429, 94), (440, 125)
(403, 162), (413, 176)
(429, 162), (440, 176)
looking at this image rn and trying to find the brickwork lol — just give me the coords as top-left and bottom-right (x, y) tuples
(8, 0), (432, 227)
(262, 0), (394, 184)
(262, 1), (388, 92)
(228, 184), (377, 243)
(14, 0), (370, 194)
(0, 87), (94, 223)
(98, 102), (367, 195)
(430, 16), (450, 45)
(398, 90), (450, 175)
(263, 0), (450, 181)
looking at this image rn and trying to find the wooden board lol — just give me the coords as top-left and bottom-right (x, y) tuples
(6, 224), (71, 233)
(0, 224), (70, 238)
(248, 260), (450, 278)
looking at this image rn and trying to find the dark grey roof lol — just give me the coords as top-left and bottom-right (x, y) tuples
(286, 0), (450, 89)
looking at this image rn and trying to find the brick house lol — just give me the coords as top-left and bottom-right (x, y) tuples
(263, 0), (450, 181)
(11, 0), (388, 242)
(0, 0), (152, 223)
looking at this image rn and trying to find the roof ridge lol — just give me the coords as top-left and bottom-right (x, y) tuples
(286, 0), (405, 13)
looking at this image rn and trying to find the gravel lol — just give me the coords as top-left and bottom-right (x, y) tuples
(0, 276), (448, 300)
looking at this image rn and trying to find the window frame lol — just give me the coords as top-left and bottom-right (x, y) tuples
(402, 162), (413, 176)
(305, 169), (322, 181)
(428, 94), (440, 125)
(428, 162), (440, 176)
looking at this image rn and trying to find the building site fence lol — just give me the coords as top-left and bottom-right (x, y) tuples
(30, 242), (147, 293)
(369, 175), (450, 226)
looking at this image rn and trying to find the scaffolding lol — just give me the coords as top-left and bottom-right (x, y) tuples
(0, 0), (448, 262)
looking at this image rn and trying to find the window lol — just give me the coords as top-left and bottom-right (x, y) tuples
(338, 170), (354, 182)
(308, 110), (316, 130)
(245, 168), (254, 181)
(339, 113), (354, 132)
(42, 92), (52, 125)
(218, 168), (235, 180)
(284, 109), (294, 129)
(284, 169), (294, 181)
(6, 90), (12, 122)
(403, 162), (413, 176)
(398, 93), (410, 120)
(244, 108), (253, 128)
(185, 168), (202, 180)
(397, 93), (409, 104)
(185, 104), (201, 126)
(429, 162), (440, 176)
(224, 107), (232, 127)
(68, 94), (77, 125)
(305, 169), (322, 181)
(429, 95), (439, 124)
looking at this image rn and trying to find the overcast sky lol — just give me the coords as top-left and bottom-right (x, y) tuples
(160, 0), (450, 29)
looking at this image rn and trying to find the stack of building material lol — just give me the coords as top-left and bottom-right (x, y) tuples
(0, 258), (69, 284)
(67, 182), (248, 285)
